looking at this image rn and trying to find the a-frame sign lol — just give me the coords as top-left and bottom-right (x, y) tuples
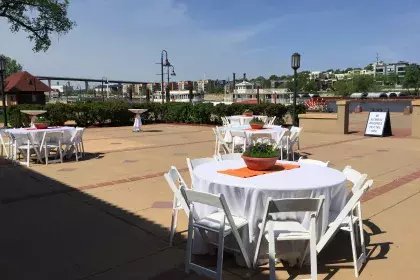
(364, 110), (392, 137)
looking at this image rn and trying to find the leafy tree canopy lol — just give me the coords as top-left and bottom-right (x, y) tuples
(0, 54), (23, 77)
(0, 0), (75, 52)
(364, 64), (374, 71)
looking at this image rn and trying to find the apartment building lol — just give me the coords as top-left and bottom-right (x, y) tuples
(374, 61), (409, 77)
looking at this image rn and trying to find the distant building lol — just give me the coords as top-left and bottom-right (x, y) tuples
(152, 90), (204, 103)
(374, 61), (409, 77)
(2, 71), (51, 106)
(232, 81), (290, 104)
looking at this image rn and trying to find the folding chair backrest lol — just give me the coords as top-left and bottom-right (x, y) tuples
(298, 157), (330, 167)
(11, 132), (32, 146)
(230, 130), (246, 138)
(40, 131), (63, 147)
(273, 130), (290, 149)
(164, 166), (191, 216)
(186, 157), (213, 186)
(343, 166), (367, 194)
(269, 116), (276, 126)
(268, 197), (324, 216)
(213, 127), (230, 154)
(317, 180), (373, 253)
(229, 118), (241, 126)
(181, 187), (224, 209)
(220, 153), (243, 161)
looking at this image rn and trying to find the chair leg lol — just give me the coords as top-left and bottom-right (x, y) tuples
(26, 145), (30, 167)
(45, 144), (49, 165)
(185, 211), (194, 274)
(299, 240), (310, 268)
(59, 143), (63, 163)
(216, 217), (225, 280)
(169, 208), (178, 247)
(81, 140), (85, 157)
(349, 222), (359, 278)
(357, 203), (367, 259)
(268, 223), (276, 280)
(75, 145), (79, 162)
(310, 235), (317, 280)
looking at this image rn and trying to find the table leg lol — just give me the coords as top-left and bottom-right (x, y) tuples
(133, 114), (141, 132)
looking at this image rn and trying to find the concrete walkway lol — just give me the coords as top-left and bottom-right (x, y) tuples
(1, 124), (420, 279)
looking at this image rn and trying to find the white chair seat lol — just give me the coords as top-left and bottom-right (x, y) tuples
(259, 220), (311, 241)
(329, 210), (360, 231)
(17, 144), (39, 149)
(195, 212), (248, 234)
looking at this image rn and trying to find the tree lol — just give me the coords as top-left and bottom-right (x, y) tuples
(0, 0), (75, 52)
(286, 72), (310, 92)
(268, 74), (279, 80)
(364, 64), (374, 71)
(0, 54), (23, 77)
(404, 64), (420, 94)
(353, 75), (376, 92)
(334, 79), (354, 96)
(345, 67), (354, 73)
(303, 79), (318, 93)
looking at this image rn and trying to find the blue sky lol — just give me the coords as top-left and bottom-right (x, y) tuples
(1, 0), (420, 83)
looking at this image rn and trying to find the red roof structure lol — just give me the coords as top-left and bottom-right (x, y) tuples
(4, 71), (52, 93)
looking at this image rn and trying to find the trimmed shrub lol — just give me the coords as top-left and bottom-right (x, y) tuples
(6, 101), (302, 128)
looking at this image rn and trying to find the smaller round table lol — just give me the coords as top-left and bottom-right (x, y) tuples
(128, 109), (148, 132)
(20, 110), (47, 128)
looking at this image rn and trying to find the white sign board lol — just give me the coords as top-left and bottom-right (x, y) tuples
(365, 112), (387, 136)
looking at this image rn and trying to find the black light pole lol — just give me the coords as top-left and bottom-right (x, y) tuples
(255, 81), (261, 104)
(160, 50), (170, 104)
(166, 65), (176, 102)
(291, 53), (301, 126)
(0, 56), (7, 127)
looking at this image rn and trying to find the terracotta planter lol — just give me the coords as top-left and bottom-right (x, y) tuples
(249, 123), (264, 129)
(34, 123), (50, 129)
(242, 155), (278, 171)
(243, 112), (253, 117)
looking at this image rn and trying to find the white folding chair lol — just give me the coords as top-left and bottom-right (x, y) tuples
(298, 157), (330, 167)
(221, 116), (230, 127)
(273, 130), (291, 160)
(12, 133), (43, 167)
(0, 129), (11, 158)
(230, 130), (247, 153)
(290, 126), (303, 153)
(229, 117), (241, 127)
(251, 133), (274, 145)
(317, 180), (373, 278)
(64, 128), (84, 161)
(219, 153), (243, 161)
(186, 157), (214, 187)
(39, 131), (64, 165)
(164, 166), (191, 247)
(181, 187), (251, 280)
(212, 127), (231, 157)
(269, 116), (277, 127)
(253, 196), (325, 280)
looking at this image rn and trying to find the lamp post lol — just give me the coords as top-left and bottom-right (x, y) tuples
(291, 53), (301, 126)
(76, 85), (81, 101)
(0, 56), (7, 127)
(67, 81), (70, 103)
(167, 65), (176, 102)
(160, 50), (170, 104)
(101, 77), (108, 100)
(255, 81), (261, 104)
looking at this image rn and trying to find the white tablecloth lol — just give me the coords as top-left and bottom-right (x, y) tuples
(5, 127), (76, 145)
(192, 159), (347, 264)
(224, 125), (286, 145)
(227, 115), (267, 126)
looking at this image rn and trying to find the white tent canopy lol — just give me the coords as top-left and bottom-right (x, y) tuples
(366, 92), (388, 98)
(350, 92), (367, 98)
(386, 91), (405, 97)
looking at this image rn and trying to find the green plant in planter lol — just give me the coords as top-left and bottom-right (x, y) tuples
(243, 143), (279, 158)
(249, 117), (264, 124)
(35, 116), (50, 123)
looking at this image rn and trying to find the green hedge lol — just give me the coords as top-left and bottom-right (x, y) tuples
(6, 101), (305, 128)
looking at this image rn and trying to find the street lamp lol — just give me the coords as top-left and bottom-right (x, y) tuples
(101, 77), (108, 100)
(255, 81), (261, 104)
(0, 56), (6, 127)
(160, 50), (170, 103)
(67, 81), (70, 103)
(291, 52), (301, 126)
(166, 65), (176, 102)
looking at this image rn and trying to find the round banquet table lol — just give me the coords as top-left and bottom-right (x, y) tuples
(227, 115), (267, 126)
(223, 125), (286, 144)
(5, 127), (76, 145)
(192, 159), (347, 265)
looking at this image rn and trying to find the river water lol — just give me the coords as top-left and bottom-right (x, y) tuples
(327, 100), (412, 113)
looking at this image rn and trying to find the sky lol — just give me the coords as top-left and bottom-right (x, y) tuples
(1, 0), (420, 83)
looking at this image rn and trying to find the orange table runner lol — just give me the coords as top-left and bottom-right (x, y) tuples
(218, 163), (300, 178)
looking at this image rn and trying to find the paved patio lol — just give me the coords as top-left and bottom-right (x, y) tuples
(1, 123), (420, 279)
